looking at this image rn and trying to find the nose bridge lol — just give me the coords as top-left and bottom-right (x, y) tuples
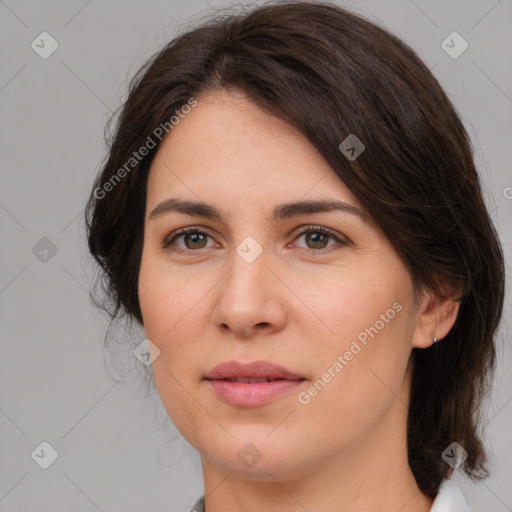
(212, 239), (286, 335)
(223, 241), (273, 306)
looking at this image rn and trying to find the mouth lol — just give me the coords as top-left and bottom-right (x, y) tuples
(204, 360), (306, 406)
(216, 377), (299, 383)
(205, 359), (304, 381)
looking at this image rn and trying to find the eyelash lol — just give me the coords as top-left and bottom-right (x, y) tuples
(162, 225), (347, 256)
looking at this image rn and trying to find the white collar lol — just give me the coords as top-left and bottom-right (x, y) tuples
(430, 480), (473, 511)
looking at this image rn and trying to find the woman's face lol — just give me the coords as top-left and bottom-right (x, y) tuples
(138, 89), (424, 480)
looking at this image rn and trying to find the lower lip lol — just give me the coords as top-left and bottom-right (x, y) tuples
(206, 379), (305, 406)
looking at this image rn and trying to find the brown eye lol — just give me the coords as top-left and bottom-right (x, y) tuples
(304, 231), (330, 249)
(182, 232), (208, 249)
(164, 227), (215, 251)
(293, 226), (346, 254)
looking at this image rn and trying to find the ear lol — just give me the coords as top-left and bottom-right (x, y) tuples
(411, 281), (462, 349)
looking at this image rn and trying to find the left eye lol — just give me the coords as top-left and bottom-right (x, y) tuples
(293, 227), (344, 251)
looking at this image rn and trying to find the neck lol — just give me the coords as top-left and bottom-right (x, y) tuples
(201, 448), (432, 511)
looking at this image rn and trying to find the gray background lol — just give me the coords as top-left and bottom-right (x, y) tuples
(1, 0), (511, 510)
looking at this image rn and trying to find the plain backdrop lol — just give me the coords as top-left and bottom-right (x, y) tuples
(1, 0), (511, 510)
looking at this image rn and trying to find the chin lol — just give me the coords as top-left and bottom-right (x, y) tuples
(199, 434), (317, 481)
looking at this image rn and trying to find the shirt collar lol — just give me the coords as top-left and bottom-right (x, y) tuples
(430, 479), (473, 512)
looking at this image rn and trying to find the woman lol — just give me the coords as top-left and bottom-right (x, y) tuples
(85, 2), (505, 510)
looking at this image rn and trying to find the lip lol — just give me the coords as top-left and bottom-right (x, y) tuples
(205, 360), (306, 407)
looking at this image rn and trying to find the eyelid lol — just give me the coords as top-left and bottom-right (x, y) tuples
(290, 224), (343, 241)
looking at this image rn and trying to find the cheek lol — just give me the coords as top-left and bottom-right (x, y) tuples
(294, 310), (411, 458)
(138, 256), (210, 436)
(298, 259), (408, 350)
(297, 261), (412, 412)
(139, 249), (198, 334)
(138, 252), (204, 371)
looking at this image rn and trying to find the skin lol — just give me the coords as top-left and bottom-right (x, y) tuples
(138, 89), (460, 512)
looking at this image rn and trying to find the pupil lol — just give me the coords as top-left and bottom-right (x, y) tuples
(186, 233), (207, 249)
(307, 232), (327, 249)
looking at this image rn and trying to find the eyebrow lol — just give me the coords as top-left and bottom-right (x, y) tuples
(148, 197), (366, 223)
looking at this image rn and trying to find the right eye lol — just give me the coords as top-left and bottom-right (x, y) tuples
(163, 226), (218, 252)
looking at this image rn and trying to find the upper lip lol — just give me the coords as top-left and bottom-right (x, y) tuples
(205, 360), (304, 380)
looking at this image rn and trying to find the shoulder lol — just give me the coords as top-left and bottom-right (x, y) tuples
(430, 480), (473, 512)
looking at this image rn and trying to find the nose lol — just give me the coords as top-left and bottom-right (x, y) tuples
(211, 248), (287, 338)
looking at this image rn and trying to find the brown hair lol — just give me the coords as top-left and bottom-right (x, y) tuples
(85, 0), (505, 498)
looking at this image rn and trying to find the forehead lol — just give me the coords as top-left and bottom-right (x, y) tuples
(146, 90), (361, 214)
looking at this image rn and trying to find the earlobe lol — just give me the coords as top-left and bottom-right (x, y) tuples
(411, 288), (461, 349)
